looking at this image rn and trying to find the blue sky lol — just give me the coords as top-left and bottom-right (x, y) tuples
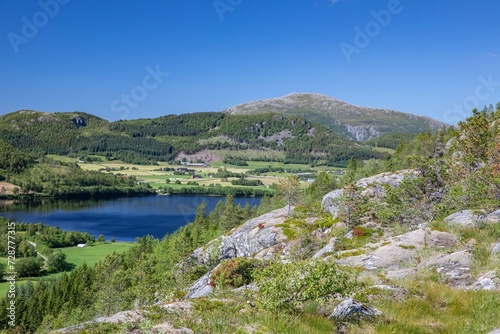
(0, 0), (499, 124)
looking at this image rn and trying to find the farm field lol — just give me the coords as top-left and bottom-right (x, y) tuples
(45, 154), (345, 192)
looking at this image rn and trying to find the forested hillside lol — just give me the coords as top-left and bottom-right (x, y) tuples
(0, 110), (384, 166)
(0, 140), (153, 198)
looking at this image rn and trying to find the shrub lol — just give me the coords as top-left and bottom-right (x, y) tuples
(209, 258), (256, 289)
(352, 226), (371, 237)
(254, 259), (360, 311)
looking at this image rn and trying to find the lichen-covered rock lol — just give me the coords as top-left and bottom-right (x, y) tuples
(336, 229), (458, 278)
(191, 207), (289, 265)
(492, 243), (500, 254)
(322, 189), (343, 217)
(184, 270), (213, 299)
(471, 276), (497, 291)
(422, 250), (472, 287)
(426, 230), (458, 248)
(355, 170), (417, 198)
(486, 209), (500, 224)
(329, 298), (381, 321)
(443, 210), (485, 228)
(185, 207), (294, 299)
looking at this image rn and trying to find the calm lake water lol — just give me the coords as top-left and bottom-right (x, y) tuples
(0, 195), (261, 242)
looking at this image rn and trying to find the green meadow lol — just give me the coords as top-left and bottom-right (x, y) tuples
(0, 242), (134, 297)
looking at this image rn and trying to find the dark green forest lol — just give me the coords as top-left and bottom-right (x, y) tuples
(0, 110), (384, 166)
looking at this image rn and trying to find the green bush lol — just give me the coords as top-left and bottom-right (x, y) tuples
(254, 259), (359, 311)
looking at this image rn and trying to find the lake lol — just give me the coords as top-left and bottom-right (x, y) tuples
(0, 195), (261, 242)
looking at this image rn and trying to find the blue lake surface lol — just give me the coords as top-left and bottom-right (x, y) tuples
(0, 195), (261, 242)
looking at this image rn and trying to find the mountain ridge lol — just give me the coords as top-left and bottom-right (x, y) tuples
(222, 93), (448, 141)
(0, 109), (384, 166)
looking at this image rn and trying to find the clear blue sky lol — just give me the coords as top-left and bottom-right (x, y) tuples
(1, 0), (499, 124)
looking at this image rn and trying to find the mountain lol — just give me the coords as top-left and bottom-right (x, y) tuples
(0, 110), (384, 166)
(222, 93), (448, 141)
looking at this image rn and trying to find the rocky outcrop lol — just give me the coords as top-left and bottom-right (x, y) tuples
(185, 207), (292, 299)
(354, 170), (418, 198)
(322, 170), (417, 217)
(345, 124), (380, 141)
(71, 116), (87, 127)
(336, 228), (459, 282)
(54, 308), (193, 333)
(191, 207), (290, 265)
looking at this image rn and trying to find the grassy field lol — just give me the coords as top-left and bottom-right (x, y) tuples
(373, 146), (396, 154)
(0, 242), (134, 297)
(59, 242), (135, 267)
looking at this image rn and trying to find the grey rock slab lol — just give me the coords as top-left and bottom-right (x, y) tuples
(322, 189), (344, 217)
(443, 210), (485, 228)
(184, 270), (213, 299)
(312, 238), (336, 259)
(485, 209), (500, 224)
(492, 243), (500, 254)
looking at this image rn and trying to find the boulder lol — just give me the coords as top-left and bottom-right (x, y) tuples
(422, 250), (472, 287)
(492, 243), (500, 254)
(471, 276), (497, 291)
(322, 189), (343, 217)
(329, 298), (381, 321)
(468, 271), (500, 291)
(443, 210), (485, 228)
(486, 209), (500, 224)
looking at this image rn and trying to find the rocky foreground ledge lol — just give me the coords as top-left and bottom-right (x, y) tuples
(53, 170), (500, 333)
